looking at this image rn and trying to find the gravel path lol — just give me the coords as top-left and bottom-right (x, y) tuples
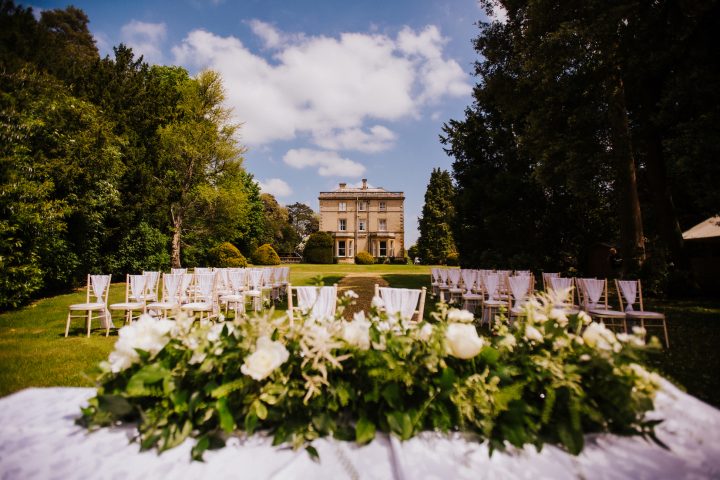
(337, 273), (388, 320)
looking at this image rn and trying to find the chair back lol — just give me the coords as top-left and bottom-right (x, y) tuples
(616, 279), (642, 312)
(483, 274), (500, 301)
(194, 267), (213, 275)
(376, 286), (426, 321)
(461, 269), (476, 294)
(89, 274), (112, 305)
(577, 278), (607, 310)
(438, 268), (448, 285)
(228, 269), (248, 293)
(142, 271), (160, 299)
(248, 269), (264, 290)
(194, 273), (217, 304)
(542, 272), (560, 291)
(548, 276), (575, 306)
(161, 273), (183, 304)
(127, 274), (147, 302)
(287, 284), (338, 322)
(261, 268), (273, 287)
(447, 269), (461, 288)
(171, 268), (187, 275)
(508, 275), (532, 308)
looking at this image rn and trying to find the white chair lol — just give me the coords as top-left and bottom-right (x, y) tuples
(65, 274), (113, 337)
(109, 274), (147, 326)
(548, 277), (580, 314)
(139, 271), (160, 302)
(616, 279), (669, 348)
(171, 268), (187, 275)
(194, 267), (213, 275)
(542, 272), (560, 291)
(577, 278), (626, 332)
(179, 273), (194, 304)
(461, 269), (482, 313)
(481, 273), (506, 326)
(430, 268), (442, 296)
(508, 274), (533, 320)
(375, 285), (426, 322)
(181, 273), (217, 321)
(446, 269), (463, 304)
(438, 268), (450, 301)
(287, 284), (338, 323)
(220, 268), (247, 318)
(147, 273), (183, 319)
(244, 269), (266, 312)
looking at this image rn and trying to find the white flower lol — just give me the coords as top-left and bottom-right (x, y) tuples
(447, 308), (475, 323)
(632, 326), (646, 336)
(344, 290), (359, 299)
(553, 337), (569, 350)
(371, 296), (385, 309)
(207, 322), (227, 343)
(628, 363), (662, 389)
(617, 332), (645, 347)
(189, 351), (207, 365)
(549, 308), (568, 326)
(582, 322), (618, 351)
(342, 314), (371, 350)
(524, 325), (544, 343)
(418, 323), (433, 342)
(241, 336), (290, 381)
(579, 354), (591, 361)
(445, 323), (484, 359)
(108, 315), (173, 373)
(577, 311), (592, 325)
(497, 334), (516, 351)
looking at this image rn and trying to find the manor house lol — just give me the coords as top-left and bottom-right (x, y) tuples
(318, 179), (405, 263)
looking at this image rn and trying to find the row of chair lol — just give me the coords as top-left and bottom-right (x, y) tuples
(430, 268), (669, 347)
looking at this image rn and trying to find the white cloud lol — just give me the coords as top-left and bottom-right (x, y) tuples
(283, 149), (366, 177)
(171, 24), (471, 149)
(313, 125), (396, 153)
(121, 20), (167, 64)
(257, 178), (293, 197)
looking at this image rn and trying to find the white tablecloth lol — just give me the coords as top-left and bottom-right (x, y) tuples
(1, 381), (719, 479)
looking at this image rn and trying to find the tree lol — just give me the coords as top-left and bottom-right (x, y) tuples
(416, 169), (457, 264)
(287, 202), (319, 240)
(259, 194), (299, 255)
(156, 70), (245, 267)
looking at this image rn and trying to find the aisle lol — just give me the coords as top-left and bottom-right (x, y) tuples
(337, 273), (388, 320)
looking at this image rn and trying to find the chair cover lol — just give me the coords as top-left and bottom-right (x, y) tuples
(180, 274), (194, 303)
(90, 275), (113, 329)
(508, 275), (531, 308)
(194, 273), (216, 304)
(379, 287), (421, 320)
(248, 269), (264, 290)
(261, 268), (273, 287)
(461, 269), (476, 294)
(483, 274), (500, 301)
(228, 269), (247, 293)
(142, 271), (160, 298)
(617, 280), (637, 312)
(447, 269), (461, 288)
(171, 268), (187, 275)
(161, 274), (183, 304)
(129, 275), (147, 299)
(438, 269), (448, 286)
(579, 278), (603, 310)
(543, 272), (560, 288)
(295, 286), (337, 320)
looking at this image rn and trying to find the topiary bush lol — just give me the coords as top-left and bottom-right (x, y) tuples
(354, 251), (374, 265)
(251, 243), (281, 265)
(303, 232), (334, 264)
(208, 242), (248, 268)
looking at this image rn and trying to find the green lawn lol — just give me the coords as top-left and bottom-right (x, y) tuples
(1, 264), (718, 410)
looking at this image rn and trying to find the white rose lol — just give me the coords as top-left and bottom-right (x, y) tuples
(371, 296), (385, 309)
(241, 336), (290, 381)
(447, 308), (475, 323)
(445, 323), (484, 359)
(582, 322), (617, 351)
(549, 308), (568, 326)
(497, 334), (517, 351)
(418, 323), (433, 341)
(108, 315), (173, 373)
(524, 325), (544, 343)
(207, 323), (226, 342)
(343, 317), (371, 350)
(344, 290), (359, 299)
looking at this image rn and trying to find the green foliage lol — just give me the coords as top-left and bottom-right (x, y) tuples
(446, 252), (459, 266)
(80, 293), (662, 460)
(110, 222), (170, 274)
(208, 242), (247, 268)
(354, 251), (375, 265)
(417, 169), (457, 265)
(251, 244), (281, 266)
(304, 232), (334, 264)
(287, 202), (319, 240)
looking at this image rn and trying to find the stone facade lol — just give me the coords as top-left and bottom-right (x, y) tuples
(319, 179), (405, 264)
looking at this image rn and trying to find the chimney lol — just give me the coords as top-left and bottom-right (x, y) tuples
(362, 178), (368, 190)
(339, 182), (347, 189)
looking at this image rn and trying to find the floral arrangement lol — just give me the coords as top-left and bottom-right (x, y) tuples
(79, 289), (664, 460)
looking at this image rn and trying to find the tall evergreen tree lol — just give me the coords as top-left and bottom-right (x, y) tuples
(416, 169), (457, 264)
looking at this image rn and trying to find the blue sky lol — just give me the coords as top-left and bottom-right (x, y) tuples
(32, 0), (495, 245)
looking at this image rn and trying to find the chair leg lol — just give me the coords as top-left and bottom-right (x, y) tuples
(662, 319), (670, 349)
(65, 311), (72, 337)
(86, 311), (92, 337)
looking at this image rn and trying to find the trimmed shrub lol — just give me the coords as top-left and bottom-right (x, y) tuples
(251, 243), (281, 265)
(208, 242), (248, 268)
(446, 252), (460, 266)
(303, 232), (334, 264)
(355, 251), (374, 265)
(391, 256), (409, 265)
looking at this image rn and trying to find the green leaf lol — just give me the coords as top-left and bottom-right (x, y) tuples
(126, 364), (170, 397)
(244, 413), (259, 434)
(211, 379), (246, 399)
(305, 445), (320, 462)
(216, 397), (235, 433)
(355, 416), (376, 444)
(386, 411), (413, 440)
(439, 367), (456, 391)
(381, 383), (401, 409)
(479, 346), (500, 365)
(335, 384), (351, 407)
(97, 394), (134, 418)
(191, 435), (210, 462)
(312, 413), (335, 434)
(254, 401), (268, 420)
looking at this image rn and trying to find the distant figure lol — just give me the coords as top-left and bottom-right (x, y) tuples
(414, 257), (420, 265)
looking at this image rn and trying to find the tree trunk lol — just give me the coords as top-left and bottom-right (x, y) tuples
(171, 209), (183, 269)
(643, 131), (688, 269)
(607, 67), (645, 275)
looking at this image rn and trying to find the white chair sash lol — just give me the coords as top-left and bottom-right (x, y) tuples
(248, 269), (264, 290)
(90, 275), (110, 302)
(438, 269), (448, 286)
(618, 280), (637, 312)
(549, 277), (573, 306)
(447, 269), (461, 288)
(180, 274), (193, 301)
(162, 274), (183, 303)
(194, 273), (215, 304)
(580, 278), (603, 310)
(508, 275), (531, 308)
(461, 269), (476, 294)
(228, 269), (247, 293)
(171, 268), (187, 275)
(129, 275), (147, 298)
(483, 274), (499, 301)
(379, 287), (421, 320)
(543, 272), (560, 288)
(296, 286), (337, 320)
(261, 268), (273, 286)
